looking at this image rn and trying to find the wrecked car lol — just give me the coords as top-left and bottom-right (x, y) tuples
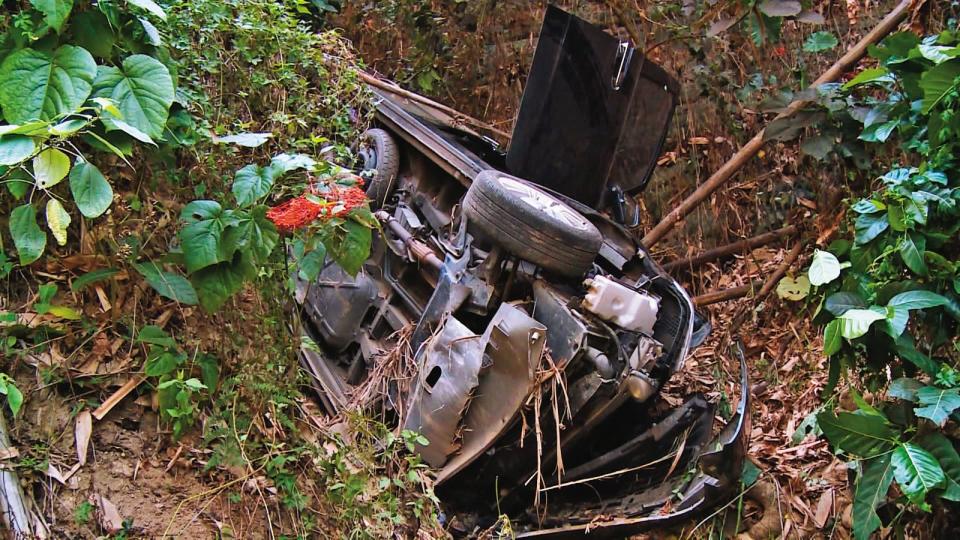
(296, 6), (749, 537)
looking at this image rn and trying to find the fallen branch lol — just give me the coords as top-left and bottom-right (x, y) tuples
(642, 0), (917, 248)
(693, 280), (762, 306)
(663, 225), (798, 272)
(757, 241), (805, 301)
(93, 376), (146, 421)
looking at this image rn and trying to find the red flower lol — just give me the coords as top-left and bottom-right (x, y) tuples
(266, 185), (369, 232)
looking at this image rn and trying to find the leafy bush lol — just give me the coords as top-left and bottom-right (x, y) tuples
(1, 0), (175, 264)
(798, 30), (960, 539)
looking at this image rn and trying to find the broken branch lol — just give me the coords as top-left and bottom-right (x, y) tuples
(642, 0), (917, 248)
(663, 225), (797, 272)
(693, 280), (762, 306)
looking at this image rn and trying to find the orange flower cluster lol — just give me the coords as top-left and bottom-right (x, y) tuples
(266, 184), (369, 233)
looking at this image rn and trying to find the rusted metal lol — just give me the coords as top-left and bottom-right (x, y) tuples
(376, 210), (443, 271)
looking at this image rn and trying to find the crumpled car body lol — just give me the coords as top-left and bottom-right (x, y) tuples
(296, 6), (750, 537)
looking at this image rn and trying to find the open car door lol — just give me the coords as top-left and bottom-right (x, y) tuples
(506, 5), (679, 214)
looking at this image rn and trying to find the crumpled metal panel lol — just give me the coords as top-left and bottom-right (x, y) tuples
(436, 303), (547, 484)
(404, 317), (483, 467)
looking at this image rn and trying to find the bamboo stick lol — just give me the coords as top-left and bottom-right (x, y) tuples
(642, 0), (917, 248)
(693, 280), (762, 306)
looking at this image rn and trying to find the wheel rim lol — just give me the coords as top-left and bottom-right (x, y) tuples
(497, 176), (593, 231)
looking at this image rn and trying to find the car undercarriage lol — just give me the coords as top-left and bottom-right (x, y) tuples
(295, 6), (750, 537)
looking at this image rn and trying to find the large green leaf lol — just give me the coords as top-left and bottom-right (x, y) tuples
(71, 11), (115, 58)
(888, 290), (949, 310)
(298, 245), (326, 282)
(9, 204), (47, 265)
(33, 147), (71, 189)
(133, 261), (199, 305)
(891, 442), (945, 503)
(825, 292), (867, 316)
(221, 206), (279, 265)
(70, 268), (118, 291)
(888, 378), (923, 402)
(895, 333), (939, 376)
(0, 135), (35, 165)
(918, 433), (960, 501)
(178, 201), (239, 273)
(823, 319), (842, 356)
(190, 252), (257, 312)
(68, 161), (113, 218)
(914, 387), (960, 426)
(898, 233), (928, 276)
(0, 46), (97, 124)
(838, 308), (886, 339)
(91, 54), (174, 139)
(842, 67), (894, 90)
(854, 212), (889, 244)
(326, 218), (371, 276)
(30, 0), (73, 33)
(817, 410), (898, 458)
(232, 164), (278, 207)
(852, 454), (894, 540)
(920, 59), (960, 113)
(127, 0), (166, 20)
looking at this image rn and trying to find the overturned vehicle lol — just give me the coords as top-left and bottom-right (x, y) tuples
(296, 6), (749, 537)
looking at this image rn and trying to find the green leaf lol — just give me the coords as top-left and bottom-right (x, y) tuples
(6, 170), (32, 199)
(823, 319), (842, 356)
(71, 11), (115, 58)
(808, 249), (841, 286)
(854, 212), (888, 244)
(49, 118), (89, 136)
(178, 201), (233, 273)
(891, 442), (945, 503)
(221, 206), (279, 265)
(30, 0), (73, 33)
(139, 17), (162, 46)
(134, 261), (199, 305)
(9, 204), (46, 265)
(33, 147), (71, 189)
(70, 268), (118, 291)
(918, 44), (960, 64)
(91, 54), (174, 139)
(232, 164), (278, 207)
(920, 59), (960, 113)
(145, 350), (183, 377)
(0, 135), (35, 165)
(127, 0), (166, 20)
(888, 378), (923, 402)
(190, 252), (257, 312)
(327, 219), (371, 276)
(136, 325), (176, 348)
(838, 308), (886, 339)
(776, 275), (810, 300)
(214, 132), (272, 147)
(69, 161), (113, 218)
(884, 306), (909, 337)
(0, 46), (97, 124)
(917, 433), (960, 501)
(803, 31), (839, 53)
(757, 0), (801, 17)
(899, 233), (928, 276)
(45, 198), (71, 246)
(852, 454), (894, 540)
(270, 153), (316, 173)
(110, 118), (155, 144)
(298, 245), (326, 282)
(842, 67), (894, 89)
(818, 410), (898, 458)
(197, 355), (219, 392)
(888, 290), (949, 310)
(914, 387), (960, 426)
(5, 383), (23, 417)
(825, 292), (867, 316)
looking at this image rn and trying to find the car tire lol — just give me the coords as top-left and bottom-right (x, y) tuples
(463, 170), (602, 277)
(358, 128), (400, 209)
